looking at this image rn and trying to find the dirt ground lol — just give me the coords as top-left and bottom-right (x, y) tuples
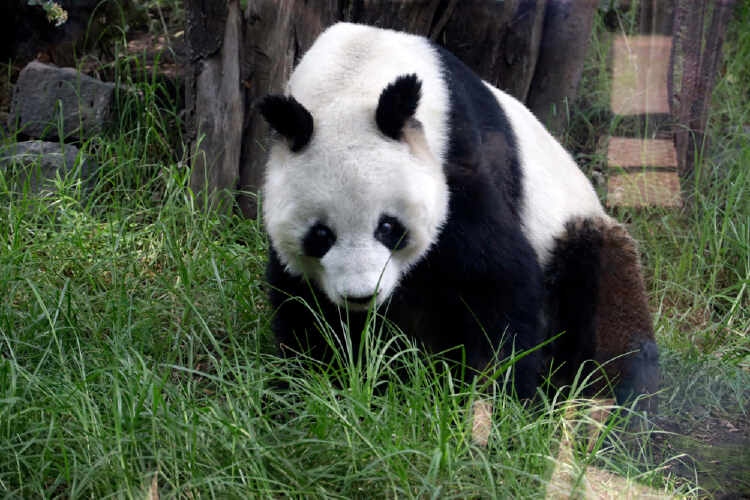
(653, 409), (750, 498)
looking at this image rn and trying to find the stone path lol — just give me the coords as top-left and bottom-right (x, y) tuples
(607, 35), (681, 208)
(606, 137), (681, 208)
(611, 35), (672, 116)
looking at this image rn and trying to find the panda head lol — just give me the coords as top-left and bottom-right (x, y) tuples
(260, 74), (449, 311)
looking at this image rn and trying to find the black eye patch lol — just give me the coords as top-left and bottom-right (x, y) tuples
(302, 223), (336, 258)
(375, 215), (408, 251)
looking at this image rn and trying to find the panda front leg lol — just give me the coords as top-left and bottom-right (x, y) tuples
(446, 288), (545, 446)
(265, 247), (367, 386)
(464, 315), (544, 447)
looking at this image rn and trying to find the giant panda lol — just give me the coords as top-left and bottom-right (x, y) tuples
(258, 22), (659, 422)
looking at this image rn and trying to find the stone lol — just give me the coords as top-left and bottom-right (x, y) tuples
(690, 404), (710, 419)
(611, 35), (672, 116)
(8, 61), (119, 141)
(608, 138), (678, 170)
(0, 141), (98, 197)
(607, 171), (682, 208)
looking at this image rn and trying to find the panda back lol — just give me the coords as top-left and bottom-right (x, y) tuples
(485, 85), (608, 263)
(431, 45), (607, 265)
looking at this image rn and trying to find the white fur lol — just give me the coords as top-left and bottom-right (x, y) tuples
(263, 24), (450, 309)
(263, 22), (607, 308)
(483, 84), (611, 263)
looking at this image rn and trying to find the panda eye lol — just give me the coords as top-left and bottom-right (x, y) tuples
(375, 215), (408, 251)
(303, 223), (336, 258)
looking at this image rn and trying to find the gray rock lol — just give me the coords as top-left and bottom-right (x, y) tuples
(8, 61), (119, 141)
(690, 404), (710, 419)
(0, 141), (98, 197)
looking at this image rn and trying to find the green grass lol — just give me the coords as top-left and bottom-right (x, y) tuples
(1, 1), (749, 498)
(0, 167), (679, 498)
(0, 141), (679, 497)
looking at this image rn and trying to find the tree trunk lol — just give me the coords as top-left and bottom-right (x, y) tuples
(526, 0), (598, 134)
(437, 0), (547, 102)
(347, 0), (441, 34)
(185, 0), (597, 218)
(668, 0), (735, 193)
(185, 0), (244, 217)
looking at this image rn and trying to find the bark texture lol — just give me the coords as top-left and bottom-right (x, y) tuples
(186, 0), (244, 217)
(348, 0), (441, 34)
(668, 0), (735, 192)
(237, 0), (341, 219)
(526, 0), (599, 134)
(437, 0), (547, 101)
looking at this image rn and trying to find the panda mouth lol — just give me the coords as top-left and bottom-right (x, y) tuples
(343, 293), (380, 308)
(344, 294), (378, 305)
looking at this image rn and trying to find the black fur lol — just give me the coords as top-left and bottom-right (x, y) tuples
(258, 95), (314, 152)
(543, 219), (603, 390)
(302, 223), (336, 258)
(616, 339), (660, 413)
(374, 215), (409, 251)
(435, 46), (524, 219)
(376, 74), (422, 141)
(266, 247), (364, 366)
(388, 163), (544, 398)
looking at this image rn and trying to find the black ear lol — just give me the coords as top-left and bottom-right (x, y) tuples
(257, 95), (314, 152)
(376, 74), (422, 141)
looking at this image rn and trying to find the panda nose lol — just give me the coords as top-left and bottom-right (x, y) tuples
(345, 293), (378, 304)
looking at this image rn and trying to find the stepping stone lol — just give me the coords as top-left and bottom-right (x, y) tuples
(606, 137), (681, 208)
(607, 171), (681, 208)
(546, 401), (671, 499)
(611, 35), (672, 116)
(607, 138), (677, 170)
(547, 462), (673, 499)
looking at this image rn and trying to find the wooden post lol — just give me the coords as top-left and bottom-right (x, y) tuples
(668, 0), (735, 192)
(526, 0), (599, 134)
(185, 0), (244, 218)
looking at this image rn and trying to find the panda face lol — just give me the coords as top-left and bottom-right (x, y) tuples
(263, 120), (448, 311)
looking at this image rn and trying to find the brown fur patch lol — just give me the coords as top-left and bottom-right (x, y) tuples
(546, 216), (659, 416)
(592, 221), (658, 414)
